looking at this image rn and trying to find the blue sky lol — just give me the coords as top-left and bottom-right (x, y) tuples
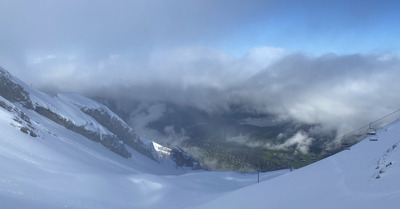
(1, 0), (399, 59)
(216, 0), (400, 56)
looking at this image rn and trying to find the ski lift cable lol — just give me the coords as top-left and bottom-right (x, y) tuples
(336, 106), (400, 141)
(369, 107), (400, 125)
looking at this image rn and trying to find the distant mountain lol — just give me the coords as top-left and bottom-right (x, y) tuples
(0, 66), (200, 169)
(101, 99), (339, 171)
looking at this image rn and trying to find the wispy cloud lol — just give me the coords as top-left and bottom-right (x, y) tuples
(268, 131), (314, 154)
(128, 103), (189, 147)
(226, 130), (314, 154)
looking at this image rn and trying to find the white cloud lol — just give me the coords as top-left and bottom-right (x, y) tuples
(3, 44), (400, 143)
(128, 103), (167, 140)
(225, 131), (314, 154)
(269, 131), (314, 154)
(31, 54), (56, 64)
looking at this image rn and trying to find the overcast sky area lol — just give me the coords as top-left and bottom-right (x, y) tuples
(1, 0), (400, 137)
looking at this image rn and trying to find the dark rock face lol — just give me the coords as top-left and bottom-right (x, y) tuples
(19, 126), (37, 137)
(99, 134), (131, 158)
(0, 98), (13, 112)
(0, 68), (130, 158)
(34, 106), (131, 158)
(80, 106), (201, 168)
(1, 96), (38, 138)
(79, 107), (158, 161)
(0, 67), (201, 168)
(170, 147), (201, 169)
(0, 70), (33, 109)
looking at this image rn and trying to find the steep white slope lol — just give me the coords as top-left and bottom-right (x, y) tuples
(0, 99), (287, 209)
(1, 67), (200, 163)
(58, 93), (160, 159)
(194, 120), (400, 209)
(1, 68), (106, 134)
(57, 93), (122, 121)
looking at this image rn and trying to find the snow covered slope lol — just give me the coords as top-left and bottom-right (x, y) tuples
(2, 94), (288, 209)
(0, 66), (199, 167)
(194, 119), (400, 209)
(1, 66), (283, 208)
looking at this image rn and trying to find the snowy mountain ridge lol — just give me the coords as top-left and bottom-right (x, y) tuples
(1, 66), (286, 209)
(0, 67), (199, 167)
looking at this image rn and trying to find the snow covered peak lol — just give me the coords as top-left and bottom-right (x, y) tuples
(58, 93), (125, 123)
(152, 141), (172, 158)
(0, 66), (200, 168)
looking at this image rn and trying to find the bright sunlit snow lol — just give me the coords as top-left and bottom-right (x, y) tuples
(193, 121), (400, 209)
(0, 95), (287, 209)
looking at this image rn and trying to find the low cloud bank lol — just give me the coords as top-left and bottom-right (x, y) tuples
(5, 47), (400, 150)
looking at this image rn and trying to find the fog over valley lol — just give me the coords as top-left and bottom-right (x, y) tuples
(1, 0), (400, 168)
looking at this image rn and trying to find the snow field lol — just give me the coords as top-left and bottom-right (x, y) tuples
(193, 120), (400, 209)
(0, 106), (287, 209)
